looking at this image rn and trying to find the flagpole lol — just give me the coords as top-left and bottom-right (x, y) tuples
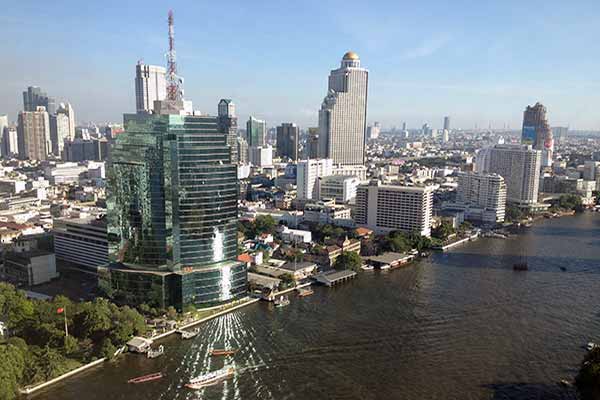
(64, 306), (69, 338)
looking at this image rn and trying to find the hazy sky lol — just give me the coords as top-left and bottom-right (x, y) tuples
(2, 0), (599, 130)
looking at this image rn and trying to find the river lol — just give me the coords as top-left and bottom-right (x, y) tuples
(32, 213), (600, 400)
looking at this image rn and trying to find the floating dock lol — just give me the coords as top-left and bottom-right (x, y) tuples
(314, 270), (357, 287)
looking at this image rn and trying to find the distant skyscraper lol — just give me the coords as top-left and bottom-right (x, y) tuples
(105, 100), (246, 309)
(217, 99), (238, 163)
(56, 103), (76, 140)
(318, 51), (368, 165)
(307, 127), (319, 159)
(367, 122), (381, 139)
(276, 123), (299, 161)
(49, 113), (69, 156)
(0, 115), (7, 147)
(17, 107), (51, 160)
(237, 137), (249, 164)
(402, 122), (407, 131)
(443, 116), (451, 131)
(442, 129), (449, 143)
(422, 123), (430, 136)
(552, 126), (569, 144)
(135, 62), (167, 113)
(246, 116), (266, 147)
(522, 102), (553, 167)
(484, 144), (541, 206)
(23, 86), (55, 114)
(2, 125), (19, 158)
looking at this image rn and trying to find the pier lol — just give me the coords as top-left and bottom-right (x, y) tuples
(314, 270), (357, 287)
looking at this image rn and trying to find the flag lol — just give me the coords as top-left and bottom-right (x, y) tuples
(57, 308), (64, 314)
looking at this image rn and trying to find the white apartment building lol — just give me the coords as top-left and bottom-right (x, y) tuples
(332, 164), (368, 181)
(318, 52), (368, 166)
(135, 62), (167, 113)
(318, 175), (360, 203)
(354, 181), (434, 237)
(452, 172), (507, 224)
(297, 159), (333, 200)
(303, 201), (352, 225)
(249, 145), (273, 167)
(483, 144), (541, 206)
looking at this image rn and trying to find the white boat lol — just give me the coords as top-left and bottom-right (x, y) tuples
(147, 345), (164, 359)
(361, 265), (374, 271)
(185, 366), (235, 389)
(379, 264), (391, 270)
(274, 295), (290, 307)
(180, 329), (199, 340)
(587, 342), (597, 351)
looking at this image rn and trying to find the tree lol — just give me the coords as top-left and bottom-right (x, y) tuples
(506, 204), (523, 222)
(333, 251), (362, 272)
(575, 347), (600, 400)
(0, 343), (25, 400)
(360, 239), (380, 256)
(558, 194), (584, 212)
(254, 215), (276, 236)
(166, 306), (178, 321)
(432, 220), (455, 241)
(0, 283), (34, 331)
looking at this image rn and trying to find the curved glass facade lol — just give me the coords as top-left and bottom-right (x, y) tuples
(106, 111), (247, 309)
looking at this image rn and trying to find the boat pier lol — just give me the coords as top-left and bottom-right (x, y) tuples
(314, 270), (357, 287)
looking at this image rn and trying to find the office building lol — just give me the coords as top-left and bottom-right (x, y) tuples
(134, 62), (167, 113)
(484, 144), (541, 206)
(276, 123), (299, 161)
(56, 103), (75, 140)
(443, 116), (451, 131)
(23, 86), (55, 114)
(49, 112), (69, 156)
(237, 137), (249, 164)
(367, 122), (381, 140)
(246, 116), (266, 147)
(522, 102), (553, 167)
(354, 181), (434, 237)
(2, 125), (18, 158)
(63, 138), (108, 161)
(53, 217), (108, 270)
(453, 172), (506, 224)
(307, 127), (319, 159)
(297, 159), (333, 200)
(17, 107), (51, 160)
(332, 164), (368, 181)
(318, 51), (368, 165)
(0, 115), (7, 143)
(318, 175), (360, 203)
(249, 145), (273, 167)
(442, 129), (449, 143)
(104, 101), (246, 310)
(217, 99), (238, 163)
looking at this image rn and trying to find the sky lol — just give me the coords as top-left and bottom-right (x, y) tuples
(1, 0), (600, 130)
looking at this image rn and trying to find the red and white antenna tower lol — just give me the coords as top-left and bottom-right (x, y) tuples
(166, 10), (182, 101)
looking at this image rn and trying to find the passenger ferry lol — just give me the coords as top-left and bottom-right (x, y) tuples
(185, 367), (235, 389)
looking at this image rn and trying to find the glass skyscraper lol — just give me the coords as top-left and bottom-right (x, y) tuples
(103, 107), (247, 310)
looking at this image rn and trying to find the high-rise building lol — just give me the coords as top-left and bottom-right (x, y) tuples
(484, 144), (541, 206)
(104, 101), (246, 310)
(53, 217), (108, 270)
(0, 115), (7, 141)
(135, 62), (167, 113)
(217, 99), (238, 163)
(442, 129), (449, 143)
(56, 103), (76, 140)
(246, 116), (266, 147)
(367, 122), (381, 140)
(49, 113), (69, 156)
(552, 126), (569, 144)
(354, 181), (434, 237)
(402, 122), (407, 131)
(237, 137), (249, 164)
(307, 127), (319, 159)
(276, 123), (299, 161)
(23, 86), (55, 114)
(522, 102), (553, 167)
(318, 175), (360, 203)
(17, 107), (51, 160)
(318, 51), (368, 165)
(249, 145), (273, 167)
(443, 116), (451, 131)
(2, 125), (18, 158)
(454, 172), (507, 223)
(297, 159), (333, 200)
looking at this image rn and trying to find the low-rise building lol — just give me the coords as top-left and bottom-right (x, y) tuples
(2, 250), (57, 286)
(303, 201), (352, 225)
(280, 226), (312, 244)
(52, 216), (108, 270)
(318, 175), (360, 203)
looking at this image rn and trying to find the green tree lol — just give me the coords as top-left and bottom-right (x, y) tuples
(279, 273), (295, 289)
(0, 283), (34, 331)
(575, 347), (600, 400)
(506, 204), (523, 222)
(166, 306), (178, 321)
(558, 194), (584, 212)
(72, 299), (112, 341)
(254, 215), (276, 236)
(333, 251), (362, 272)
(432, 220), (455, 241)
(0, 343), (25, 400)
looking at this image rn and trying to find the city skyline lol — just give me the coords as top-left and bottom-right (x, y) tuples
(2, 0), (600, 129)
